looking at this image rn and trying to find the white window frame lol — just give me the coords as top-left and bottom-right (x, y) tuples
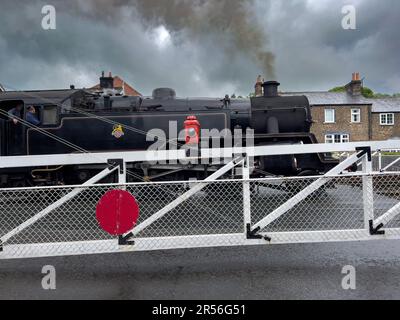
(324, 108), (335, 123)
(351, 109), (361, 123)
(380, 113), (395, 126)
(341, 134), (350, 143)
(325, 134), (334, 144)
(325, 133), (350, 144)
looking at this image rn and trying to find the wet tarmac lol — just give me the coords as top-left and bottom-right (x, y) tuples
(1, 240), (400, 300)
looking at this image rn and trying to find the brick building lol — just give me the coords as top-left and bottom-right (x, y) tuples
(283, 74), (400, 143)
(90, 72), (142, 96)
(371, 99), (400, 140)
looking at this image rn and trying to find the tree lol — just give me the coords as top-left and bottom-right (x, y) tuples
(329, 86), (346, 93)
(362, 87), (374, 98)
(329, 85), (400, 99)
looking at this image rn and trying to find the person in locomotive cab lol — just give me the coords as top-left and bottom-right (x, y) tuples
(26, 105), (40, 126)
(8, 103), (23, 124)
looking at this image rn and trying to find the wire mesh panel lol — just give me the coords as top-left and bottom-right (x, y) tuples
(0, 185), (117, 258)
(1, 172), (400, 259)
(0, 180), (246, 259)
(340, 154), (400, 172)
(373, 155), (400, 172)
(251, 175), (365, 233)
(132, 181), (243, 237)
(373, 173), (400, 228)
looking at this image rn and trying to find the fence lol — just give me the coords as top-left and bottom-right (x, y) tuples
(340, 153), (400, 172)
(1, 171), (400, 260)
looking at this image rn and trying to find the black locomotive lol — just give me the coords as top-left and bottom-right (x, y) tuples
(0, 76), (338, 187)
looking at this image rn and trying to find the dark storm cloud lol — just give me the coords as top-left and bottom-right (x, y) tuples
(0, 0), (399, 96)
(261, 0), (400, 93)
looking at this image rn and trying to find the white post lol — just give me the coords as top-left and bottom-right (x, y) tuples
(362, 154), (374, 230)
(242, 156), (251, 234)
(118, 160), (127, 191)
(119, 161), (126, 184)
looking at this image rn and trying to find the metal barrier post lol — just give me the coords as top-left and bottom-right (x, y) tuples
(361, 152), (375, 232)
(242, 156), (251, 235)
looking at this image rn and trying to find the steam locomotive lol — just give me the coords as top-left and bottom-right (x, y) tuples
(0, 75), (338, 187)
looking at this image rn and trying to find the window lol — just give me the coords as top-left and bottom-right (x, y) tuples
(324, 108), (335, 123)
(325, 134), (350, 144)
(380, 113), (394, 126)
(341, 134), (350, 143)
(351, 109), (361, 123)
(325, 134), (334, 144)
(42, 105), (59, 125)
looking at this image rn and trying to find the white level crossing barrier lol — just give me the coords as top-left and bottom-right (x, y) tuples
(1, 141), (400, 259)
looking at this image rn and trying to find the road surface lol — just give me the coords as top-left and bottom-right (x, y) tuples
(1, 240), (400, 300)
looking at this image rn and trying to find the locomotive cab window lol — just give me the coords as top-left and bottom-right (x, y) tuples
(41, 105), (59, 125)
(0, 100), (24, 120)
(23, 105), (42, 126)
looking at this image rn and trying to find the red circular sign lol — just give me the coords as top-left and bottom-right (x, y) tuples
(96, 190), (139, 236)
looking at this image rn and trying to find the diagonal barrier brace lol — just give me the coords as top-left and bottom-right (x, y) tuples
(121, 157), (244, 241)
(374, 203), (400, 231)
(382, 156), (400, 172)
(251, 151), (366, 235)
(0, 166), (119, 249)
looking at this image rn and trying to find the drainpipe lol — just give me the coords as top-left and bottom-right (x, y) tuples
(368, 104), (373, 140)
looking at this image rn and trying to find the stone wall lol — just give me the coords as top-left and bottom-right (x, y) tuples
(371, 113), (400, 140)
(310, 105), (371, 143)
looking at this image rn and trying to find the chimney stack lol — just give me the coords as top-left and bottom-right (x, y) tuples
(100, 71), (114, 89)
(346, 72), (362, 96)
(255, 75), (263, 97)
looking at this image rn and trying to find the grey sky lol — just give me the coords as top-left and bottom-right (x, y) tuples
(0, 0), (399, 96)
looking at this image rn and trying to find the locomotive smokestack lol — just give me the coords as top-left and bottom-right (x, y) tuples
(262, 81), (280, 97)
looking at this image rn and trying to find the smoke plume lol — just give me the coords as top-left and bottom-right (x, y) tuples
(76, 0), (275, 78)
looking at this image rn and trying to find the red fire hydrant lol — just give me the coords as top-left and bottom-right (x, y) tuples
(184, 115), (200, 145)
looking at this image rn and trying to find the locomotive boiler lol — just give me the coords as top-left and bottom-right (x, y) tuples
(0, 76), (338, 187)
